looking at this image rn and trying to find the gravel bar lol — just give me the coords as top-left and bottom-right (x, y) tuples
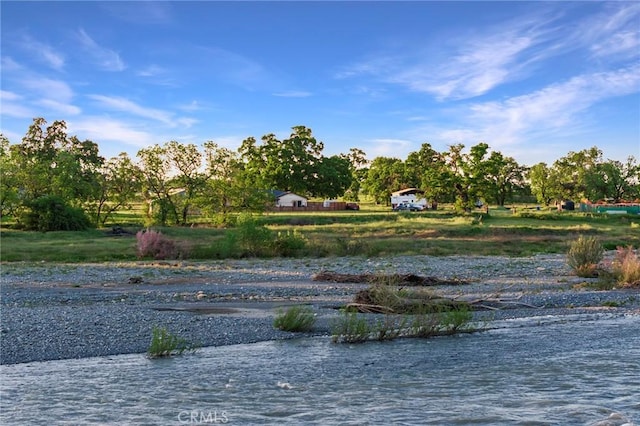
(2, 254), (639, 365)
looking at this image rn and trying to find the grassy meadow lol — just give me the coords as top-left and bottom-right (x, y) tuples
(1, 204), (638, 263)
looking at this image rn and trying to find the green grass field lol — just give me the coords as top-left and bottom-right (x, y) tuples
(1, 204), (638, 262)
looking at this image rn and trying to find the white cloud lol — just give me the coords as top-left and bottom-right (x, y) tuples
(272, 91), (312, 98)
(177, 101), (204, 112)
(88, 95), (173, 125)
(37, 99), (81, 116)
(366, 138), (413, 158)
(0, 90), (22, 102)
(21, 78), (74, 102)
(581, 2), (640, 59)
(137, 65), (166, 77)
(338, 4), (639, 101)
(20, 35), (65, 71)
(68, 117), (155, 148)
(77, 29), (125, 71)
(1, 57), (22, 72)
(434, 64), (640, 152)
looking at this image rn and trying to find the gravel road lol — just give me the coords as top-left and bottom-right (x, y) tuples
(2, 254), (638, 365)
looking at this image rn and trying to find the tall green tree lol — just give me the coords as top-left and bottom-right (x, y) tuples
(406, 143), (454, 204)
(528, 162), (554, 206)
(11, 118), (103, 214)
(313, 155), (353, 199)
(91, 153), (142, 226)
(137, 144), (178, 226)
(584, 156), (639, 202)
(550, 147), (602, 202)
(138, 141), (209, 226)
(482, 151), (525, 206)
(238, 126), (351, 198)
(362, 157), (407, 205)
(165, 141), (206, 225)
(343, 148), (368, 202)
(0, 134), (20, 219)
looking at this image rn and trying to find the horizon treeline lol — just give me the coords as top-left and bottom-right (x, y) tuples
(1, 118), (638, 230)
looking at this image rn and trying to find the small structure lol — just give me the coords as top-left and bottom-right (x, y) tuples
(271, 190), (308, 208)
(391, 188), (429, 209)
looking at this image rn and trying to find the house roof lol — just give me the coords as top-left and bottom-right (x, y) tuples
(268, 190), (307, 200)
(391, 188), (425, 196)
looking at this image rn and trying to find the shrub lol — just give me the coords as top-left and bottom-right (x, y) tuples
(612, 246), (640, 288)
(147, 326), (197, 358)
(567, 235), (604, 277)
(273, 230), (307, 257)
(136, 229), (179, 260)
(21, 195), (92, 231)
(233, 213), (274, 257)
(273, 305), (316, 332)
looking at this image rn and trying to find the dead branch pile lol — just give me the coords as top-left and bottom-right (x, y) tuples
(312, 272), (468, 286)
(345, 284), (542, 314)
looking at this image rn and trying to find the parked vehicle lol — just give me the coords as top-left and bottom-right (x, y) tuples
(393, 202), (424, 212)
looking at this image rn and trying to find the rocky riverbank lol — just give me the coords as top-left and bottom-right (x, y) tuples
(2, 254), (639, 365)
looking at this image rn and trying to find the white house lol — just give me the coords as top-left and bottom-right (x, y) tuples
(271, 190), (308, 208)
(390, 188), (429, 209)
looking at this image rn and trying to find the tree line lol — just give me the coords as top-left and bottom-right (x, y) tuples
(1, 118), (638, 230)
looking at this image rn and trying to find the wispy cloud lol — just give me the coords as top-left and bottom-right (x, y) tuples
(433, 63), (640, 153)
(68, 117), (155, 148)
(88, 94), (198, 130)
(137, 64), (166, 77)
(0, 91), (34, 118)
(336, 12), (556, 100)
(583, 3), (640, 60)
(196, 46), (274, 91)
(19, 34), (65, 71)
(366, 138), (413, 159)
(22, 77), (74, 103)
(338, 4), (639, 101)
(76, 29), (125, 71)
(177, 101), (204, 112)
(37, 99), (81, 116)
(88, 95), (173, 124)
(272, 91), (312, 98)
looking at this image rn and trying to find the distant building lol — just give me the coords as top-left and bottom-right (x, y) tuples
(390, 188), (429, 209)
(271, 190), (308, 208)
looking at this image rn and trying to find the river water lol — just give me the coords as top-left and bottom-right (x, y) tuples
(2, 314), (639, 425)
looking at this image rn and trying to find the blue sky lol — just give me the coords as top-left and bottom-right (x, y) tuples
(1, 1), (639, 167)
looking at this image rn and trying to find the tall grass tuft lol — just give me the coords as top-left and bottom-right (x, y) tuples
(567, 235), (604, 277)
(331, 311), (372, 343)
(612, 246), (640, 288)
(273, 305), (316, 332)
(147, 326), (197, 358)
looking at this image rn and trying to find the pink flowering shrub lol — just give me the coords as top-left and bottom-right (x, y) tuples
(136, 229), (178, 260)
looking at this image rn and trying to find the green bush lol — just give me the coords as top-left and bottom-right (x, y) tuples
(567, 235), (604, 277)
(233, 213), (274, 257)
(273, 305), (316, 332)
(147, 326), (197, 358)
(273, 230), (307, 257)
(21, 195), (92, 231)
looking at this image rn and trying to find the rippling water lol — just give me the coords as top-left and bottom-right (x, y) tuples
(2, 315), (639, 425)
